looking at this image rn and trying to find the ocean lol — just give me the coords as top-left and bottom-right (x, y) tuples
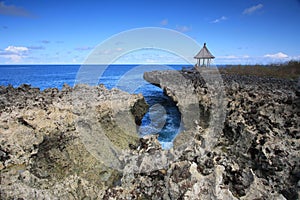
(0, 64), (187, 148)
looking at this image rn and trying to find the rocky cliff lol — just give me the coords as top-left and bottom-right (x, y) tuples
(1, 68), (299, 199)
(142, 68), (299, 200)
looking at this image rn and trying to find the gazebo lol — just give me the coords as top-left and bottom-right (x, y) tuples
(194, 43), (215, 67)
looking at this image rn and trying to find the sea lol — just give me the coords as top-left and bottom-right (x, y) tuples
(0, 64), (189, 149)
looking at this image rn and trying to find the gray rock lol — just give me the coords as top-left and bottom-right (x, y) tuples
(0, 84), (148, 199)
(1, 69), (299, 199)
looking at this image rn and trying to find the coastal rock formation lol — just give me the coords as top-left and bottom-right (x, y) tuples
(1, 69), (299, 199)
(0, 84), (148, 199)
(143, 69), (299, 200)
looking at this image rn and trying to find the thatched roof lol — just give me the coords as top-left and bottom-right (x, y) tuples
(194, 43), (215, 59)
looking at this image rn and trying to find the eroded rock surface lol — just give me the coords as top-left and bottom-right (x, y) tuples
(0, 84), (147, 199)
(142, 69), (299, 200)
(1, 68), (299, 199)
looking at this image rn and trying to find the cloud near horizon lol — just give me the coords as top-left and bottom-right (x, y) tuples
(264, 52), (288, 59)
(215, 52), (293, 65)
(5, 46), (28, 54)
(0, 1), (32, 17)
(243, 4), (263, 15)
(0, 46), (29, 63)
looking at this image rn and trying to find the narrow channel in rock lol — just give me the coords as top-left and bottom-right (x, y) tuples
(138, 85), (182, 149)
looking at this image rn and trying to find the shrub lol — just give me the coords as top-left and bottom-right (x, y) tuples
(220, 60), (300, 79)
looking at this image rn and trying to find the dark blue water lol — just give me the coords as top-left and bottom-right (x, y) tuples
(0, 64), (186, 148)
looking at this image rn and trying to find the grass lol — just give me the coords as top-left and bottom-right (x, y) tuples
(219, 60), (300, 80)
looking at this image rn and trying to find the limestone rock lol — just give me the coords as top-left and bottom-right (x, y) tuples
(143, 69), (299, 199)
(1, 68), (299, 199)
(0, 84), (147, 199)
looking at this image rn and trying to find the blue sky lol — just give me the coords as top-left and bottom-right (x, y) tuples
(0, 0), (300, 64)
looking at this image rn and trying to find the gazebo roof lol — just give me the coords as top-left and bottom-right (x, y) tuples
(194, 43), (215, 59)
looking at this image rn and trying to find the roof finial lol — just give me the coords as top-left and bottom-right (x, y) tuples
(204, 42), (206, 47)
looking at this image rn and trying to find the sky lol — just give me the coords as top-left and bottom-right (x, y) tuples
(0, 0), (300, 65)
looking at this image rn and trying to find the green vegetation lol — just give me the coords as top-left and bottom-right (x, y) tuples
(219, 60), (300, 79)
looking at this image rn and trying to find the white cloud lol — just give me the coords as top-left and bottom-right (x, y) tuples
(160, 19), (168, 26)
(211, 16), (227, 23)
(264, 52), (288, 59)
(5, 46), (28, 54)
(0, 46), (29, 63)
(0, 1), (32, 17)
(243, 4), (263, 15)
(215, 53), (292, 65)
(7, 55), (23, 62)
(0, 53), (23, 63)
(175, 25), (191, 32)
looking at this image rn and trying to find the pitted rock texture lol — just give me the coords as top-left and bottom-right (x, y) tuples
(0, 84), (147, 199)
(142, 69), (299, 200)
(1, 68), (299, 200)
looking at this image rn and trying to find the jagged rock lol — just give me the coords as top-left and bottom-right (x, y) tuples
(1, 68), (299, 199)
(144, 69), (299, 199)
(0, 84), (148, 199)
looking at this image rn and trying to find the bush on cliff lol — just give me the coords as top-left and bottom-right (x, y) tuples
(220, 60), (300, 79)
